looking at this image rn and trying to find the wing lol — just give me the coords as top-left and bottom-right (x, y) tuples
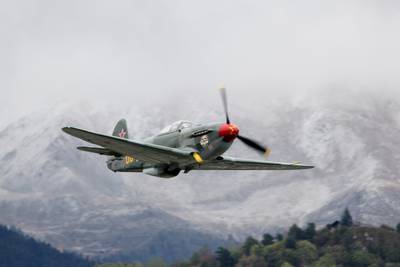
(62, 127), (192, 164)
(77, 146), (122, 157)
(194, 156), (314, 170)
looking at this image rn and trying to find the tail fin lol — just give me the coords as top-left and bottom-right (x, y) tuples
(112, 119), (129, 139)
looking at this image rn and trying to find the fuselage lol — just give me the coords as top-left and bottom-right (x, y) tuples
(107, 121), (237, 178)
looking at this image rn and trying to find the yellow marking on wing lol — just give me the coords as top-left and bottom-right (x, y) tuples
(192, 152), (203, 164)
(125, 156), (135, 165)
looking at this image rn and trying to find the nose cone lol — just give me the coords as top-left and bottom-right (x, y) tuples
(219, 123), (239, 142)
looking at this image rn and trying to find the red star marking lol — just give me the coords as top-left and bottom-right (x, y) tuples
(118, 129), (127, 138)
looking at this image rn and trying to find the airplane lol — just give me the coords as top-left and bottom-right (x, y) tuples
(62, 88), (314, 178)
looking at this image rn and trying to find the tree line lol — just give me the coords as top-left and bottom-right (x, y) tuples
(2, 208), (400, 267)
(0, 225), (93, 267)
(98, 209), (400, 267)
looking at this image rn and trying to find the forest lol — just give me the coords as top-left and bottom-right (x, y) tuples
(98, 209), (400, 267)
(0, 225), (93, 267)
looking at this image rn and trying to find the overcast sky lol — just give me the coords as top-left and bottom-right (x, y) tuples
(1, 0), (400, 125)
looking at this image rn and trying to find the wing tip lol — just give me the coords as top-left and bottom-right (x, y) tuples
(62, 127), (78, 138)
(297, 165), (314, 169)
(291, 161), (314, 169)
(62, 126), (83, 136)
(62, 126), (73, 132)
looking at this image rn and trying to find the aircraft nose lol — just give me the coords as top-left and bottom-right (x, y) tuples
(218, 123), (240, 142)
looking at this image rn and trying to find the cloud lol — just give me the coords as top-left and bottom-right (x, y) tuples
(1, 0), (400, 124)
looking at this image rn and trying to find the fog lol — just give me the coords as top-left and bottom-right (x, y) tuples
(1, 0), (400, 125)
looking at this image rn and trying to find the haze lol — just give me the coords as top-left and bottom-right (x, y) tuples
(1, 0), (400, 126)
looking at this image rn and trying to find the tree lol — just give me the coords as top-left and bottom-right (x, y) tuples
(324, 245), (351, 266)
(264, 242), (285, 267)
(294, 241), (318, 265)
(285, 236), (297, 249)
(0, 225), (93, 267)
(282, 249), (301, 267)
(350, 250), (379, 267)
(304, 223), (316, 241)
(242, 236), (259, 256)
(236, 255), (266, 267)
(215, 247), (236, 267)
(338, 227), (353, 250)
(189, 247), (217, 267)
(250, 244), (264, 257)
(262, 233), (274, 246)
(288, 224), (304, 240)
(314, 254), (336, 267)
(397, 223), (400, 233)
(340, 208), (353, 227)
(313, 228), (331, 247)
(276, 234), (284, 241)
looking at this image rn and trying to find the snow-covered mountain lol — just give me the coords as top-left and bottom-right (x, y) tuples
(1, 91), (400, 261)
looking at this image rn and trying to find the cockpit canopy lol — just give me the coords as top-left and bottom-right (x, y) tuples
(159, 120), (198, 134)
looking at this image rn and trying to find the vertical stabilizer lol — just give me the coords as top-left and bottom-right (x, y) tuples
(112, 119), (129, 139)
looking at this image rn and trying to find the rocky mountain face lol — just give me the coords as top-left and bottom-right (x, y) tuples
(0, 92), (399, 262)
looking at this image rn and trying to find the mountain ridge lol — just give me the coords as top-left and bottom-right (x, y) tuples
(1, 91), (399, 261)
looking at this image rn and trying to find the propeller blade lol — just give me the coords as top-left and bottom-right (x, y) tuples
(237, 135), (271, 157)
(219, 85), (230, 124)
(216, 87), (271, 157)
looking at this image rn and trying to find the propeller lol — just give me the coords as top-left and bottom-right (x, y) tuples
(219, 85), (230, 124)
(237, 135), (271, 157)
(218, 86), (271, 157)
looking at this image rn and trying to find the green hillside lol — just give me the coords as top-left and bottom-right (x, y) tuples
(2, 209), (400, 267)
(98, 209), (400, 267)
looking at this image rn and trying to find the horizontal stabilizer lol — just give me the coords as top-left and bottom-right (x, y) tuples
(77, 146), (122, 157)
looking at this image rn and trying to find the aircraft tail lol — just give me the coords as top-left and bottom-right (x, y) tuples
(112, 119), (129, 139)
